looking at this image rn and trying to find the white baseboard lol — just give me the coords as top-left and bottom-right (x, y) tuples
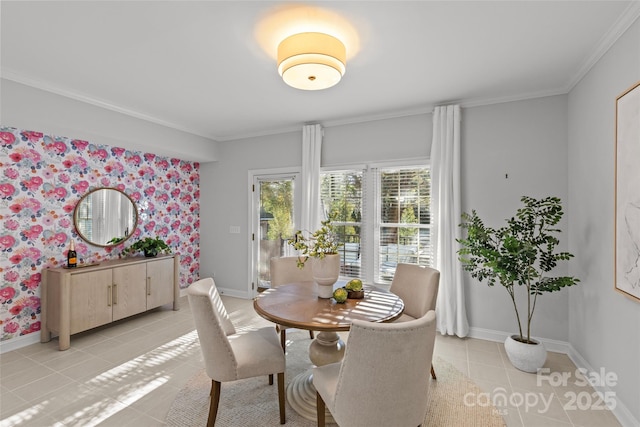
(0, 333), (41, 354)
(567, 344), (638, 427)
(466, 327), (637, 427)
(467, 326), (572, 354)
(216, 287), (251, 299)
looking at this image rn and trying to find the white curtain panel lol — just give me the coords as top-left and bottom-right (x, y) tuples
(431, 105), (469, 337)
(301, 124), (323, 234)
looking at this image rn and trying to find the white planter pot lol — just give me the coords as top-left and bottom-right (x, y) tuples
(504, 335), (547, 373)
(316, 283), (336, 299)
(311, 254), (340, 298)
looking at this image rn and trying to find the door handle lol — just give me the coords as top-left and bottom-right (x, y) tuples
(113, 283), (118, 305)
(107, 285), (112, 307)
(147, 277), (151, 296)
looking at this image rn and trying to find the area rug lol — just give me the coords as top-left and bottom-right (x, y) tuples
(165, 328), (506, 427)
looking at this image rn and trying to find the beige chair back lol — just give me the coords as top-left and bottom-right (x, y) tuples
(187, 278), (240, 382)
(315, 310), (437, 427)
(270, 256), (313, 287)
(390, 263), (440, 319)
(188, 277), (287, 425)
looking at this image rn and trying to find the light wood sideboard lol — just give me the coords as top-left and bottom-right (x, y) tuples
(41, 254), (180, 350)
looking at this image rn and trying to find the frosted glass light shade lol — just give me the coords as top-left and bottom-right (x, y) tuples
(277, 32), (346, 91)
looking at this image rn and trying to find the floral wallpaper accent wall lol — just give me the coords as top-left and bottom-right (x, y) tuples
(0, 126), (200, 342)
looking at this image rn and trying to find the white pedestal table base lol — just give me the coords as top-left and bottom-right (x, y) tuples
(286, 331), (345, 422)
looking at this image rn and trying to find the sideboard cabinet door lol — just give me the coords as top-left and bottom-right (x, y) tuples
(112, 263), (147, 322)
(146, 257), (175, 310)
(69, 269), (113, 334)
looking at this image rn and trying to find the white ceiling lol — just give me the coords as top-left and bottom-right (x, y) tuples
(2, 1), (639, 142)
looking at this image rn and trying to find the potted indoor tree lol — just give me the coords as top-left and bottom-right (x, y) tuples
(457, 196), (579, 372)
(122, 236), (171, 258)
(287, 215), (342, 298)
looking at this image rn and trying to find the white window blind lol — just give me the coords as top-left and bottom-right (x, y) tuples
(320, 169), (365, 278)
(375, 166), (432, 283)
(319, 163), (430, 285)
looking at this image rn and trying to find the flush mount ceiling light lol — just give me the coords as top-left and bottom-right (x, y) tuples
(277, 32), (346, 91)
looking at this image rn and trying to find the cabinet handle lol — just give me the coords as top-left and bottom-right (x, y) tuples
(147, 277), (151, 296)
(113, 284), (118, 305)
(107, 285), (112, 307)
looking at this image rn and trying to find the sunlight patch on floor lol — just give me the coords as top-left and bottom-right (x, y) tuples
(1, 329), (200, 427)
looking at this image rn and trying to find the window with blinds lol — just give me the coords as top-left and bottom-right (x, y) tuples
(319, 164), (431, 285)
(376, 166), (432, 283)
(320, 170), (364, 278)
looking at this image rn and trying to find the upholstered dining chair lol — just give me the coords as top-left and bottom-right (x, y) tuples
(270, 256), (315, 349)
(389, 263), (440, 380)
(187, 277), (286, 426)
(313, 310), (437, 427)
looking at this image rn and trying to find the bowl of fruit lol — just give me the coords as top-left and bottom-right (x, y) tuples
(345, 279), (364, 299)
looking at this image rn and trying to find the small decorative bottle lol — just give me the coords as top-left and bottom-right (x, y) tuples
(67, 240), (77, 268)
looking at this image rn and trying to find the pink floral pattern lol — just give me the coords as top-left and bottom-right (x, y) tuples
(0, 127), (200, 342)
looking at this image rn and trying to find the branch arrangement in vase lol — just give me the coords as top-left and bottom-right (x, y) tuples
(287, 215), (342, 268)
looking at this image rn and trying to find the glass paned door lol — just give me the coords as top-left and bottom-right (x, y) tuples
(252, 173), (299, 292)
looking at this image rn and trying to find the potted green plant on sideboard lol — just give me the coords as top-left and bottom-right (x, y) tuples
(457, 196), (579, 373)
(122, 236), (171, 258)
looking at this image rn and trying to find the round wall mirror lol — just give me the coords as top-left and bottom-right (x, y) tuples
(73, 188), (138, 247)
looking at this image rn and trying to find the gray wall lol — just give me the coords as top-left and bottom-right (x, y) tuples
(199, 130), (301, 293)
(567, 17), (640, 424)
(322, 114), (431, 165)
(1, 79), (219, 162)
(461, 95), (570, 342)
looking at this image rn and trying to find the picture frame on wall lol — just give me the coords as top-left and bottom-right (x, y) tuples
(615, 80), (640, 302)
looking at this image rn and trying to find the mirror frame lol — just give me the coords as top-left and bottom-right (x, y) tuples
(73, 187), (139, 247)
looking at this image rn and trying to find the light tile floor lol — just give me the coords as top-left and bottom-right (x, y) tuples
(0, 296), (622, 427)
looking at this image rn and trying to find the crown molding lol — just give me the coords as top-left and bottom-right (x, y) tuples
(322, 106), (433, 129)
(214, 124), (303, 142)
(4, 0), (639, 145)
(565, 1), (640, 92)
(1, 67), (568, 143)
(214, 107), (436, 142)
(1, 68), (217, 142)
(459, 87), (569, 109)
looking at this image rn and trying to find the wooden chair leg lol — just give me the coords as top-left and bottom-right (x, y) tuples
(280, 329), (286, 351)
(309, 330), (315, 339)
(269, 374), (274, 385)
(316, 392), (326, 427)
(208, 380), (221, 427)
(430, 364), (437, 380)
(278, 372), (285, 424)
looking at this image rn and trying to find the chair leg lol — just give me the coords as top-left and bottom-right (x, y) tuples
(309, 330), (315, 339)
(278, 372), (285, 424)
(430, 364), (437, 380)
(269, 374), (274, 385)
(316, 392), (326, 427)
(208, 380), (221, 427)
(280, 329), (286, 351)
